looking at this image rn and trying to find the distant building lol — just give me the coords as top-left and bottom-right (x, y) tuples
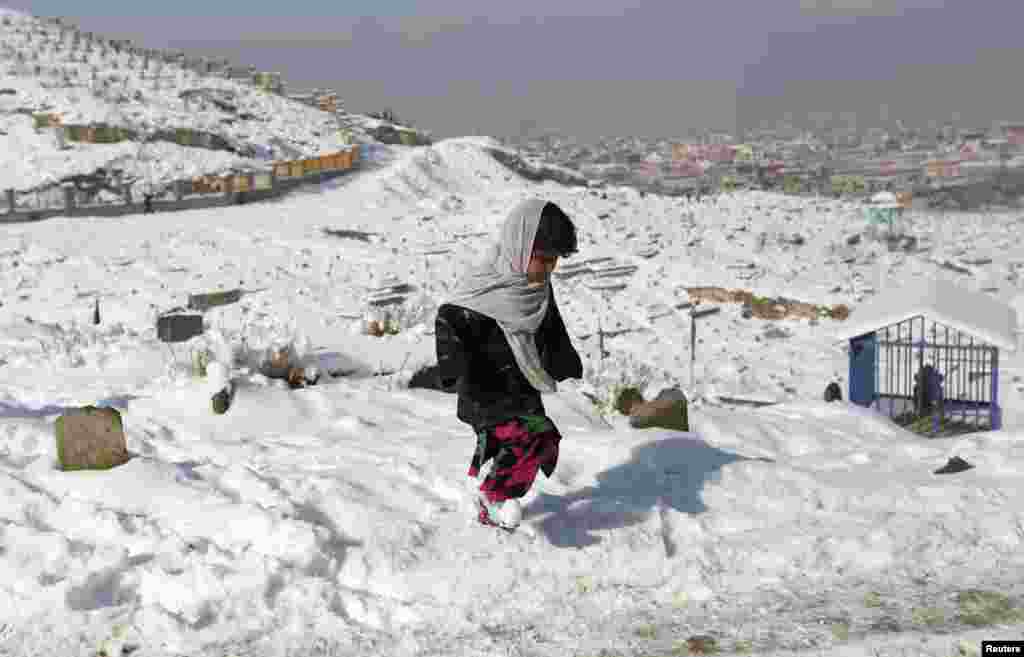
(1002, 123), (1024, 146)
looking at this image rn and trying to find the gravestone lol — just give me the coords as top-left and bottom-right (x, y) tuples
(55, 406), (130, 471)
(156, 311), (204, 343)
(629, 397), (689, 431)
(187, 288), (242, 312)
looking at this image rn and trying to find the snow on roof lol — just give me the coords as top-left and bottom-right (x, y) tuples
(834, 277), (1019, 352)
(870, 191), (898, 207)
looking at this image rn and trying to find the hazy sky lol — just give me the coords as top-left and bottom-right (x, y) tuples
(6, 1), (1024, 140)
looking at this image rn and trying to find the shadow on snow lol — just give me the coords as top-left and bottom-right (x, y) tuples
(0, 395), (143, 419)
(525, 434), (774, 548)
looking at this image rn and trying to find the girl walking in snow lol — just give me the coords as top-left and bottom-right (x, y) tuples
(435, 198), (583, 530)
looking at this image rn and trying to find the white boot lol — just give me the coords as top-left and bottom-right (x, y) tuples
(477, 495), (522, 529)
(497, 498), (522, 529)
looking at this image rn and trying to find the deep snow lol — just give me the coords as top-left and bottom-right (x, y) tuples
(0, 138), (1022, 657)
(2, 7), (1024, 657)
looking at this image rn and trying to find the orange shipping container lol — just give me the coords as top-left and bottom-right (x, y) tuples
(289, 162), (303, 177)
(350, 146), (360, 164)
(304, 158), (320, 172)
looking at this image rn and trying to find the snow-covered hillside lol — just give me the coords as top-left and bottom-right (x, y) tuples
(2, 7), (1024, 657)
(0, 7), (375, 195)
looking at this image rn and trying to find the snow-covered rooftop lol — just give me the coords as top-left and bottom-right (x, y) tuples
(835, 277), (1019, 351)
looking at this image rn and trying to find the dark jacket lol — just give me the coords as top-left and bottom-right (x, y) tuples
(435, 287), (583, 430)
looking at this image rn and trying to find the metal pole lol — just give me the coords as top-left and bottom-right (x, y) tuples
(958, 332), (965, 426)
(892, 324), (899, 417)
(886, 325), (893, 415)
(932, 321), (940, 434)
(872, 332), (879, 412)
(892, 324), (899, 418)
(921, 319), (929, 417)
(908, 322), (915, 417)
(972, 336), (979, 429)
(943, 325), (950, 427)
(991, 347), (1000, 430)
(983, 344), (990, 425)
(690, 305), (696, 390)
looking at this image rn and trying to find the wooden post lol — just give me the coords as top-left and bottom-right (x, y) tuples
(690, 304), (721, 390)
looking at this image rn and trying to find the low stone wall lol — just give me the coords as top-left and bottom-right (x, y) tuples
(0, 168), (353, 224)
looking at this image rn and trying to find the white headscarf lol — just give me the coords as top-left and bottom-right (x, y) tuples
(445, 198), (558, 393)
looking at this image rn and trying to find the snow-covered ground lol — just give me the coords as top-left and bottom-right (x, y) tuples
(3, 7), (1024, 657)
(0, 135), (1022, 657)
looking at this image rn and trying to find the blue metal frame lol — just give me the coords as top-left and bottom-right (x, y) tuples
(849, 317), (1002, 435)
(848, 333), (877, 407)
(991, 348), (1001, 430)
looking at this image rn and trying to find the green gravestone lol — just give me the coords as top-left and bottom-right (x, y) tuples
(187, 288), (242, 312)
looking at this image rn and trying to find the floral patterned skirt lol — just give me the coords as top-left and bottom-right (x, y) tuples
(469, 415), (562, 503)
